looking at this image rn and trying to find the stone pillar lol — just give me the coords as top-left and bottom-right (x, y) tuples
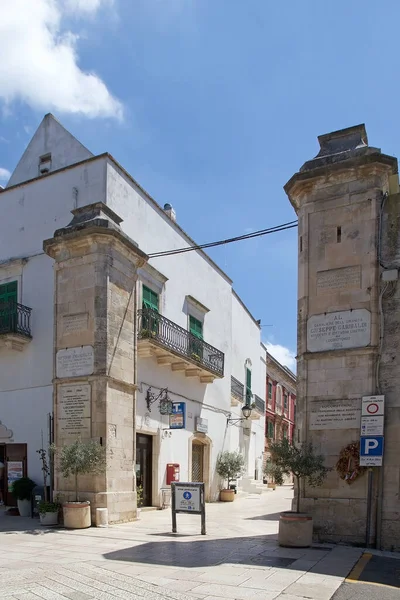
(44, 203), (148, 523)
(284, 125), (397, 545)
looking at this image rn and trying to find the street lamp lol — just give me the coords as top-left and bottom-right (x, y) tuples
(227, 404), (253, 426)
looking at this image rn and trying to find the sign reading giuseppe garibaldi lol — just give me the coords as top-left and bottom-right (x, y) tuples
(307, 309), (371, 352)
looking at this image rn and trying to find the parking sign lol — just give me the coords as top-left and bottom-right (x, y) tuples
(360, 436), (384, 466)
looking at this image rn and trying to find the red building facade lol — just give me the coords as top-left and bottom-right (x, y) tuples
(265, 353), (296, 456)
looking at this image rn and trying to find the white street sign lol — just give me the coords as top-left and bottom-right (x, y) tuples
(360, 455), (383, 467)
(361, 395), (385, 417)
(360, 415), (384, 436)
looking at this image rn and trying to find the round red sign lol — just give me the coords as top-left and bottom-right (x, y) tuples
(366, 403), (379, 414)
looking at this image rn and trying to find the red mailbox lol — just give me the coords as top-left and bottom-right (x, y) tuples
(166, 463), (180, 485)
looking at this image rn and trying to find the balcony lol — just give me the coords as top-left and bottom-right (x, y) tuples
(0, 302), (32, 351)
(249, 394), (266, 420)
(137, 307), (224, 383)
(231, 376), (244, 406)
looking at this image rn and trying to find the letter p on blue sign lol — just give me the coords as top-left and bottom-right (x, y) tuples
(360, 436), (384, 465)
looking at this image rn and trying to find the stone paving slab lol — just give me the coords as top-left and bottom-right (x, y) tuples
(0, 487), (369, 600)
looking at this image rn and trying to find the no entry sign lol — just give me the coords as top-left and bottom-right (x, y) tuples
(362, 395), (385, 417)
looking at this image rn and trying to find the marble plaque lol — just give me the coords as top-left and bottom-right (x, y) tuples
(310, 399), (361, 430)
(317, 266), (361, 294)
(307, 309), (371, 352)
(63, 313), (88, 334)
(58, 384), (91, 437)
(56, 345), (94, 378)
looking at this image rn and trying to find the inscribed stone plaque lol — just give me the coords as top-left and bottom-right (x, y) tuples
(310, 399), (361, 430)
(58, 384), (91, 438)
(307, 309), (371, 352)
(62, 313), (89, 334)
(56, 345), (94, 378)
(317, 266), (361, 294)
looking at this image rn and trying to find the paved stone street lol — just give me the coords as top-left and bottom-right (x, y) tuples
(0, 486), (364, 600)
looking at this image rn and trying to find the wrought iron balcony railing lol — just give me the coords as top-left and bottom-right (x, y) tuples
(138, 307), (224, 377)
(231, 376), (244, 401)
(0, 302), (32, 338)
(254, 394), (266, 414)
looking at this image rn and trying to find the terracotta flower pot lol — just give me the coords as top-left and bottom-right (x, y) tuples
(220, 489), (235, 502)
(278, 511), (313, 548)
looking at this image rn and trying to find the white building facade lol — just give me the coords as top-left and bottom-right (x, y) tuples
(0, 114), (266, 510)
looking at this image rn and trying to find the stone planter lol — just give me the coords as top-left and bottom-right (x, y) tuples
(220, 489), (235, 502)
(278, 511), (313, 548)
(40, 511), (58, 526)
(267, 483), (276, 490)
(17, 499), (31, 517)
(63, 501), (91, 529)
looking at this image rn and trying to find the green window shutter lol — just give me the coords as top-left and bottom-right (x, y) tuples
(268, 382), (272, 399)
(245, 368), (252, 404)
(0, 281), (17, 305)
(268, 421), (274, 439)
(142, 285), (159, 312)
(189, 316), (203, 339)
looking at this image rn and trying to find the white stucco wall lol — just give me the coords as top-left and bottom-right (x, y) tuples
(0, 159), (106, 483)
(0, 124), (266, 499)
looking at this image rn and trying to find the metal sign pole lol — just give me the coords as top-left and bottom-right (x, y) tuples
(171, 483), (177, 533)
(365, 468), (373, 548)
(201, 485), (206, 535)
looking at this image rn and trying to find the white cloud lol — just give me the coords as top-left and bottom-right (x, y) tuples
(0, 168), (11, 181)
(0, 0), (122, 119)
(265, 342), (296, 372)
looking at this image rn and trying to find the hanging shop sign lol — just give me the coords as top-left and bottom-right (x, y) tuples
(169, 402), (186, 429)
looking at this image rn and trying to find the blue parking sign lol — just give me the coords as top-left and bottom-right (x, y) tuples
(360, 436), (384, 466)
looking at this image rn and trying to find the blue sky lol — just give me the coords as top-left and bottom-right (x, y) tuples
(0, 0), (398, 369)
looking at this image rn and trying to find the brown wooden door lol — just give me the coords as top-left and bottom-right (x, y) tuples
(136, 434), (153, 507)
(191, 442), (204, 482)
(4, 444), (27, 506)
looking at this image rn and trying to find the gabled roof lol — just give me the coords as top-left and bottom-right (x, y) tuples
(7, 113), (93, 187)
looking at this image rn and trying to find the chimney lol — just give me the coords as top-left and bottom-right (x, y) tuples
(164, 203), (176, 222)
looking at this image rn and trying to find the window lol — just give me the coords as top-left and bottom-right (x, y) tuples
(268, 421), (274, 439)
(284, 393), (288, 411)
(189, 315), (203, 339)
(189, 315), (203, 359)
(0, 281), (18, 332)
(283, 426), (288, 440)
(142, 285), (159, 312)
(39, 153), (52, 175)
(142, 285), (159, 335)
(246, 368), (252, 404)
(268, 382), (272, 400)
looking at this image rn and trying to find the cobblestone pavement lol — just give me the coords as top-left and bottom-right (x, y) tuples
(0, 487), (364, 600)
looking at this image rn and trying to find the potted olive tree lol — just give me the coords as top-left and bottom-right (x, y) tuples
(11, 477), (36, 517)
(263, 459), (284, 490)
(216, 451), (245, 502)
(269, 438), (329, 548)
(51, 439), (106, 529)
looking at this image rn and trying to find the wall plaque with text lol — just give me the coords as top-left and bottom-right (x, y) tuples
(317, 266), (361, 294)
(307, 309), (371, 352)
(58, 384), (91, 438)
(62, 313), (89, 335)
(56, 345), (94, 378)
(310, 399), (361, 430)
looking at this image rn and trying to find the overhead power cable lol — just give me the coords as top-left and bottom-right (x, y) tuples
(148, 220), (298, 259)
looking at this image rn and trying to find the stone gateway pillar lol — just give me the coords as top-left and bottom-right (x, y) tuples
(44, 203), (148, 523)
(284, 125), (399, 547)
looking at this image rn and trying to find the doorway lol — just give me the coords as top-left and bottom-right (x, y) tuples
(136, 434), (153, 507)
(191, 441), (204, 482)
(0, 443), (27, 506)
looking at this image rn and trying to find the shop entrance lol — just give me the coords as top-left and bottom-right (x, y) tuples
(136, 434), (153, 507)
(0, 443), (27, 506)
